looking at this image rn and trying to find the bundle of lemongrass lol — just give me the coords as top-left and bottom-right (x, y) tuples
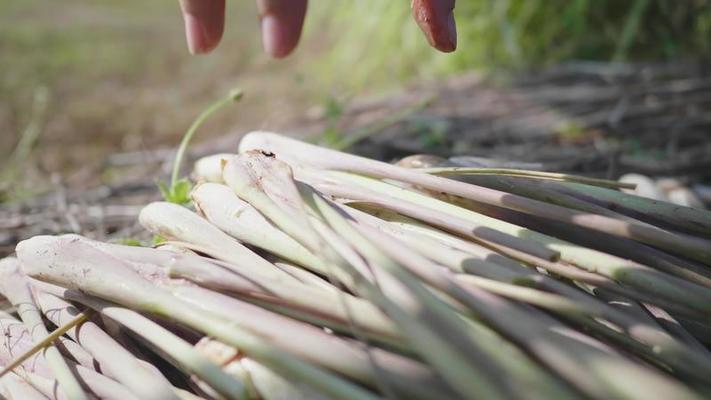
(2, 131), (711, 400)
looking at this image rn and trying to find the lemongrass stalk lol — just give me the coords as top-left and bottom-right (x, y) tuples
(94, 307), (245, 400)
(176, 269), (402, 346)
(238, 132), (711, 265)
(170, 284), (453, 400)
(144, 240), (407, 351)
(0, 316), (139, 400)
(439, 174), (645, 224)
(349, 219), (522, 316)
(222, 152), (333, 253)
(455, 196), (711, 288)
(454, 274), (589, 313)
(464, 285), (702, 400)
(644, 304), (710, 355)
(139, 202), (300, 284)
(461, 318), (583, 399)
(83, 237), (400, 343)
(316, 178), (559, 261)
(0, 314), (87, 379)
(85, 235), (398, 342)
(191, 182), (328, 275)
(273, 261), (339, 291)
(14, 370), (70, 400)
(459, 275), (711, 381)
(0, 318), (51, 378)
(318, 171), (711, 313)
(18, 236), (382, 400)
(347, 220), (648, 398)
(344, 204), (528, 270)
(0, 372), (47, 400)
(380, 211), (630, 286)
(221, 153), (367, 290)
(328, 180), (711, 378)
(240, 358), (329, 400)
(280, 202), (711, 374)
(197, 337), (324, 400)
(677, 317), (711, 347)
(379, 212), (671, 300)
(342, 205), (636, 319)
(388, 209), (708, 319)
(175, 387), (210, 400)
(0, 258), (88, 400)
(422, 166), (636, 189)
(34, 291), (180, 400)
(587, 289), (711, 381)
(368, 205), (536, 270)
(555, 181), (711, 236)
(194, 337), (258, 398)
(305, 190), (519, 400)
(193, 153), (233, 183)
(33, 280), (252, 400)
(54, 337), (96, 371)
(342, 218), (704, 399)
(67, 362), (140, 400)
(342, 177), (685, 291)
(223, 153), (514, 398)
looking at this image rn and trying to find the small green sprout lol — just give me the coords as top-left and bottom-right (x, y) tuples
(160, 88), (243, 205)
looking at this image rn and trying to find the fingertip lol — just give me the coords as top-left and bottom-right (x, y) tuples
(180, 0), (226, 54)
(258, 0), (308, 58)
(438, 11), (457, 52)
(184, 14), (218, 54)
(261, 14), (298, 58)
(412, 0), (457, 53)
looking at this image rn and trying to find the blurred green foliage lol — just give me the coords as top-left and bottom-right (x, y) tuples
(310, 0), (711, 87)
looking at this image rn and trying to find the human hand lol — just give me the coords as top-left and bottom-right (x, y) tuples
(179, 0), (456, 58)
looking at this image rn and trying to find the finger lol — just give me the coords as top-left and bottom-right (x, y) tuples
(411, 0), (457, 52)
(179, 0), (226, 54)
(256, 0), (308, 58)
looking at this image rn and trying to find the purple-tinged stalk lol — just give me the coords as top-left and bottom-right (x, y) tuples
(85, 236), (400, 344)
(312, 176), (559, 261)
(0, 314), (139, 400)
(196, 338), (327, 400)
(170, 284), (453, 400)
(0, 258), (88, 400)
(34, 291), (180, 400)
(357, 214), (711, 386)
(554, 181), (711, 237)
(313, 170), (711, 314)
(447, 193), (711, 288)
(139, 201), (300, 284)
(220, 152), (518, 399)
(422, 166), (636, 190)
(31, 280), (254, 400)
(17, 236), (382, 400)
(191, 182), (329, 277)
(238, 132), (711, 265)
(0, 372), (47, 400)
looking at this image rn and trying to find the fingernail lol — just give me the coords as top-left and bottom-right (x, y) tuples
(446, 11), (457, 51)
(184, 14), (209, 54)
(260, 14), (281, 57)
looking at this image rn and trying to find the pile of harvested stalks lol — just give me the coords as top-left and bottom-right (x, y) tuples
(2, 131), (711, 400)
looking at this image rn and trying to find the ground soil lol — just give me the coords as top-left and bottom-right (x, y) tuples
(2, 62), (710, 256)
